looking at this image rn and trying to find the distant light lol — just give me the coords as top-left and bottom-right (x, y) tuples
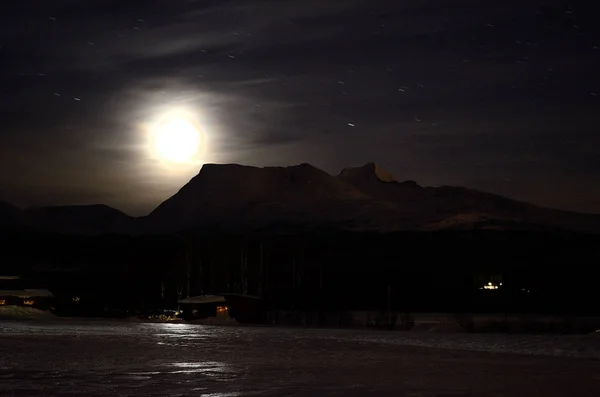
(481, 281), (501, 290)
(482, 285), (499, 290)
(348, 123), (355, 127)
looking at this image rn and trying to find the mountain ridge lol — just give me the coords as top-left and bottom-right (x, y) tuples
(2, 162), (600, 235)
(339, 162), (400, 183)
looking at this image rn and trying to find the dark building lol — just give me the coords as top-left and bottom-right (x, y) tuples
(0, 276), (54, 310)
(178, 294), (266, 324)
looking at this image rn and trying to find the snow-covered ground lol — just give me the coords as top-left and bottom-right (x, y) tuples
(1, 321), (600, 396)
(0, 307), (56, 320)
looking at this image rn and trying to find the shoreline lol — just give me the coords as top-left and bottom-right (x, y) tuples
(3, 307), (600, 336)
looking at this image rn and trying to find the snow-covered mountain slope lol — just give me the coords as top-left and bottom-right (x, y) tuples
(143, 163), (377, 233)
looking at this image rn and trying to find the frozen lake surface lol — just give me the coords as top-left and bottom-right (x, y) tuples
(1, 320), (600, 396)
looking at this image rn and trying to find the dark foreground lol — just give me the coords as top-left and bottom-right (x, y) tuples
(1, 321), (600, 396)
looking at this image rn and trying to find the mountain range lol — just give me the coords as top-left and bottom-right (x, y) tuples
(2, 162), (600, 235)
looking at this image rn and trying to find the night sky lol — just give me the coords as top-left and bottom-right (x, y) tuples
(1, 0), (599, 215)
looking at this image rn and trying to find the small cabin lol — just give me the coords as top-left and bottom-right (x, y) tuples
(0, 289), (54, 310)
(0, 276), (54, 310)
(178, 294), (266, 324)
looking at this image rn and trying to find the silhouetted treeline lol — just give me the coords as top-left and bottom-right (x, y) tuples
(1, 229), (599, 316)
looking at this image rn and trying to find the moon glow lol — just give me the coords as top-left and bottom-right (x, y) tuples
(149, 112), (204, 165)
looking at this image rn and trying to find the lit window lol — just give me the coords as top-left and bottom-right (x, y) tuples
(216, 305), (229, 317)
(0, 299), (5, 305)
(23, 299), (34, 306)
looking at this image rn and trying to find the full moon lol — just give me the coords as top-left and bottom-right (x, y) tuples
(150, 114), (202, 164)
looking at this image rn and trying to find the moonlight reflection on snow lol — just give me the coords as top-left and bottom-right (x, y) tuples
(1, 321), (600, 396)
